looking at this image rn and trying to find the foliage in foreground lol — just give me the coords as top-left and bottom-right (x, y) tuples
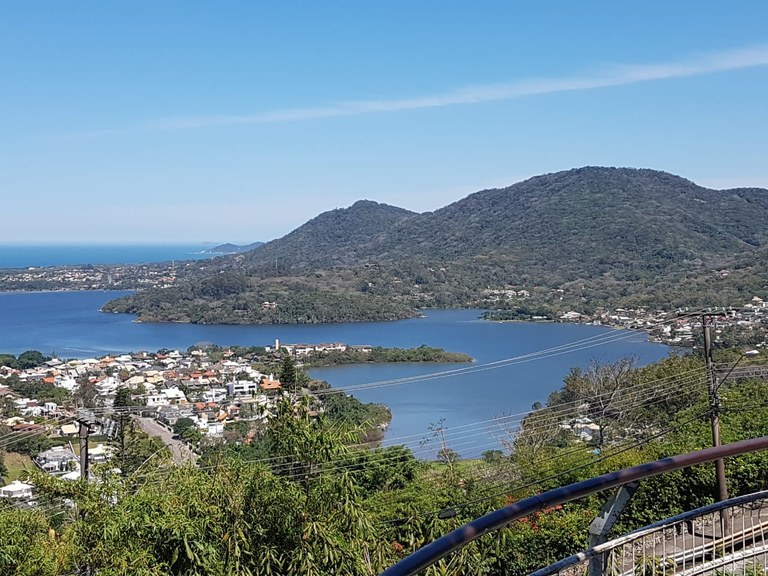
(2, 356), (768, 575)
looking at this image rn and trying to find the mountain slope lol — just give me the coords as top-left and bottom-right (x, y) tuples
(205, 242), (265, 254)
(103, 167), (768, 324)
(239, 167), (768, 280)
(241, 200), (418, 271)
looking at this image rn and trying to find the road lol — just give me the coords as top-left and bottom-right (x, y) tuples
(135, 417), (198, 465)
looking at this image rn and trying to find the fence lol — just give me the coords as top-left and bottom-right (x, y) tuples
(531, 491), (768, 576)
(379, 437), (768, 576)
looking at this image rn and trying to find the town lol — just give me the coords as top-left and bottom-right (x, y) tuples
(555, 295), (768, 347)
(482, 287), (768, 348)
(0, 339), (388, 499)
(2, 260), (767, 350)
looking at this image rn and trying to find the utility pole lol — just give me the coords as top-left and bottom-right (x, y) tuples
(76, 409), (95, 481)
(702, 317), (728, 503)
(703, 315), (731, 540)
(118, 412), (127, 478)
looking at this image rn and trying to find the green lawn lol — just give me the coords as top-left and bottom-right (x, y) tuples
(3, 451), (34, 482)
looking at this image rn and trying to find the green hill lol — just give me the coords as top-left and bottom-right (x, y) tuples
(241, 199), (418, 271)
(102, 167), (768, 323)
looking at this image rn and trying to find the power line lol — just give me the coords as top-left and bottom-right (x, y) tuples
(132, 372), (709, 487)
(0, 363), (705, 487)
(379, 409), (712, 527)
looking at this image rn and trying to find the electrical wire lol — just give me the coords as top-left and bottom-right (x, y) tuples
(131, 371), (709, 486)
(379, 409), (712, 527)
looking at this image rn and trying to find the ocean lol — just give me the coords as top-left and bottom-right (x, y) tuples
(0, 243), (218, 269)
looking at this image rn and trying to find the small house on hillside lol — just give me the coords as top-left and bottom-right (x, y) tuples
(0, 480), (34, 499)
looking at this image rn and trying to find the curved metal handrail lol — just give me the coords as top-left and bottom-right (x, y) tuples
(379, 436), (768, 576)
(528, 489), (768, 576)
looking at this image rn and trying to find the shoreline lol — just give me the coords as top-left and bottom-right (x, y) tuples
(0, 288), (703, 349)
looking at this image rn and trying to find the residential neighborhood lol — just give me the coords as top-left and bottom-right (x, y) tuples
(0, 342), (332, 501)
(556, 296), (768, 348)
(1, 293), (766, 504)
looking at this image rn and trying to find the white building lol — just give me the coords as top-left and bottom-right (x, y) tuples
(0, 480), (34, 499)
(227, 380), (261, 397)
(202, 388), (227, 403)
(163, 386), (187, 404)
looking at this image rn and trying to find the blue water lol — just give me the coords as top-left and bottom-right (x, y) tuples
(0, 291), (672, 457)
(0, 244), (219, 268)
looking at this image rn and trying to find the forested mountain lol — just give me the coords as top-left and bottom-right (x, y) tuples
(103, 167), (768, 324)
(242, 167), (768, 278)
(240, 199), (418, 271)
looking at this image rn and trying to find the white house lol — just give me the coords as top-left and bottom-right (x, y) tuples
(227, 380), (261, 397)
(163, 386), (187, 404)
(36, 446), (79, 475)
(0, 480), (34, 499)
(202, 388), (227, 403)
(55, 375), (79, 391)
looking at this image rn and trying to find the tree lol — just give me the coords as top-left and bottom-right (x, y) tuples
(17, 350), (49, 369)
(116, 420), (170, 477)
(5, 433), (52, 456)
(279, 353), (298, 392)
(266, 395), (358, 491)
(181, 426), (202, 444)
(557, 358), (639, 450)
(113, 386), (135, 408)
(423, 418), (459, 482)
(172, 417), (196, 438)
(73, 376), (98, 409)
(0, 452), (7, 482)
(482, 449), (504, 464)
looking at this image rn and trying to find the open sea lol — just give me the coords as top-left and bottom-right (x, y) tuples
(0, 243), (218, 268)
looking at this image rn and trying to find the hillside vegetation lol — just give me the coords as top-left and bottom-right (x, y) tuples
(102, 167), (768, 324)
(4, 354), (768, 575)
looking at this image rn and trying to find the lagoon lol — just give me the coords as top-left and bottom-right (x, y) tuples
(0, 290), (671, 457)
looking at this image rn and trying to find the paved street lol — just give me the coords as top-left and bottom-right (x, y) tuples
(135, 417), (198, 465)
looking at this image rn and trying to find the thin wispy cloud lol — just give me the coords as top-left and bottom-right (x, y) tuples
(77, 45), (768, 135)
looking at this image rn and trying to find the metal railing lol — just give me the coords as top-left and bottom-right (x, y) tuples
(532, 491), (768, 576)
(380, 436), (768, 576)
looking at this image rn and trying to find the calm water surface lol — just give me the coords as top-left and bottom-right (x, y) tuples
(0, 244), (216, 268)
(0, 291), (671, 457)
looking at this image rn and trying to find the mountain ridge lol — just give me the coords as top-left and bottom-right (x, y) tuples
(240, 166), (768, 276)
(102, 166), (768, 324)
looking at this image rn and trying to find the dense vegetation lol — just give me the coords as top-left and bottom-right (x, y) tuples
(3, 352), (768, 575)
(102, 277), (417, 324)
(99, 168), (768, 324)
(0, 350), (51, 370)
(301, 345), (473, 367)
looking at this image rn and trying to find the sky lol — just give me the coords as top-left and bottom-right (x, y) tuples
(2, 2), (768, 244)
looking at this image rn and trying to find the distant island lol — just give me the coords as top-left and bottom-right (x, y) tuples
(203, 241), (265, 254)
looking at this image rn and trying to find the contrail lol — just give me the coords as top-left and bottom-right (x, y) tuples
(70, 45), (768, 136)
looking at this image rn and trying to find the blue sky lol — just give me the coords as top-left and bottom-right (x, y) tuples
(2, 2), (767, 244)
